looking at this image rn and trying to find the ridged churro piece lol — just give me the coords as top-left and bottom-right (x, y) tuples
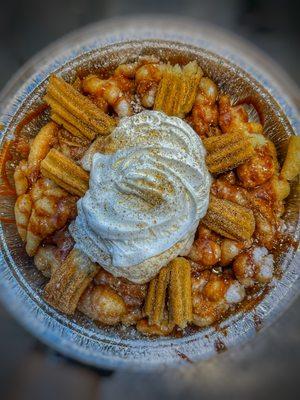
(180, 62), (203, 115)
(202, 195), (255, 241)
(51, 112), (86, 139)
(44, 75), (115, 140)
(44, 248), (98, 314)
(144, 257), (192, 330)
(154, 62), (202, 117)
(41, 148), (89, 196)
(203, 131), (254, 174)
(169, 257), (192, 329)
(144, 266), (170, 326)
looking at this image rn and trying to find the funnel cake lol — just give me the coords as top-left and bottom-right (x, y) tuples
(9, 53), (299, 338)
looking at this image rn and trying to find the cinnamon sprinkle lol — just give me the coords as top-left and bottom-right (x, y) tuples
(214, 338), (227, 353)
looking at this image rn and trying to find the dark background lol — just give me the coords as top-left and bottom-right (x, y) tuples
(0, 0), (299, 89)
(0, 1), (299, 399)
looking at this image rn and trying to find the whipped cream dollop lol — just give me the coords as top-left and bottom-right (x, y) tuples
(70, 111), (211, 283)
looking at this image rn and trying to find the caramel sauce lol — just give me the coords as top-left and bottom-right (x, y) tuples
(253, 314), (263, 332)
(187, 283), (271, 339)
(172, 327), (185, 338)
(2, 57), (298, 339)
(0, 216), (15, 223)
(214, 324), (228, 337)
(214, 338), (227, 353)
(272, 232), (299, 280)
(14, 103), (49, 138)
(274, 232), (298, 254)
(12, 103), (49, 159)
(175, 350), (193, 364)
(238, 285), (270, 313)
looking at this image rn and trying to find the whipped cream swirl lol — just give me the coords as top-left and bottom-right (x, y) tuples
(70, 111), (211, 283)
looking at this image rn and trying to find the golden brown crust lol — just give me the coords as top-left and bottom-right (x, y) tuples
(203, 131), (254, 174)
(169, 257), (193, 328)
(154, 62), (202, 117)
(44, 248), (98, 314)
(179, 62), (203, 115)
(144, 266), (170, 326)
(144, 257), (192, 331)
(14, 178), (77, 257)
(27, 122), (59, 179)
(41, 148), (89, 196)
(10, 57), (296, 337)
(202, 195), (255, 241)
(191, 77), (219, 138)
(280, 136), (300, 181)
(78, 285), (127, 325)
(44, 75), (115, 139)
(14, 193), (32, 241)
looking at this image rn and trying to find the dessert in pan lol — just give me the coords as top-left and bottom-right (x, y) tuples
(7, 55), (300, 337)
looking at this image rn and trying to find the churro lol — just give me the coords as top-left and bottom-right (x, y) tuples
(203, 131), (254, 174)
(154, 62), (202, 117)
(41, 148), (89, 196)
(144, 257), (192, 330)
(44, 75), (115, 140)
(44, 248), (98, 314)
(202, 195), (255, 241)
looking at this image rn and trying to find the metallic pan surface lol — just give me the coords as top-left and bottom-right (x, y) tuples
(0, 17), (299, 370)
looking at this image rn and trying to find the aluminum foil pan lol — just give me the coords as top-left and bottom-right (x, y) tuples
(0, 17), (299, 370)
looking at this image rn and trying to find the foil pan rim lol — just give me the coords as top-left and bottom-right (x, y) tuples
(0, 17), (299, 370)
